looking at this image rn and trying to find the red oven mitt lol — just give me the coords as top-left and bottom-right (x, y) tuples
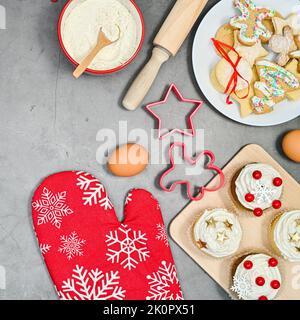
(32, 171), (183, 300)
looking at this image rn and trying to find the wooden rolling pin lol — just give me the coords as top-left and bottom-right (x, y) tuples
(123, 0), (209, 111)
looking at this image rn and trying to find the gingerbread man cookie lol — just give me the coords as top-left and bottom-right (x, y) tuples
(230, 0), (275, 46)
(252, 60), (299, 114)
(269, 26), (297, 66)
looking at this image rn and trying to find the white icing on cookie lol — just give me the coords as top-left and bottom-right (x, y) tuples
(274, 210), (300, 262)
(235, 163), (283, 210)
(252, 60), (299, 113)
(193, 209), (242, 258)
(231, 254), (281, 300)
(230, 0), (275, 45)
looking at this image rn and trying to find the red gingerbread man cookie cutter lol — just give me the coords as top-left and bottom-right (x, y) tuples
(159, 143), (225, 201)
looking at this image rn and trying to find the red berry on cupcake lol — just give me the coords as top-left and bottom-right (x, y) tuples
(253, 208), (263, 217)
(253, 170), (262, 180)
(256, 277), (265, 286)
(245, 193), (255, 202)
(243, 260), (253, 269)
(268, 258), (278, 267)
(273, 177), (282, 187)
(272, 200), (282, 209)
(270, 280), (280, 289)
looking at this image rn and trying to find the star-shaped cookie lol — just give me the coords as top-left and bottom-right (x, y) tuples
(233, 30), (268, 66)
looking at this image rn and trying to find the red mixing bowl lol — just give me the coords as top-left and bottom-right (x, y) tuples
(57, 0), (145, 75)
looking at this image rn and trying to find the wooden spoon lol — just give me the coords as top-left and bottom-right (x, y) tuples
(73, 27), (121, 79)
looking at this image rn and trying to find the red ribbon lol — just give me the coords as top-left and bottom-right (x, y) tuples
(212, 38), (250, 105)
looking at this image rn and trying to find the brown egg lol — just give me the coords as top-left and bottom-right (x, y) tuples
(107, 143), (149, 177)
(282, 130), (300, 163)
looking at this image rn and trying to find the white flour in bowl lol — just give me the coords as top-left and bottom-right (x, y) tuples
(61, 0), (141, 71)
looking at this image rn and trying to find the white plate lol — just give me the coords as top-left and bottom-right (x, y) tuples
(192, 0), (300, 126)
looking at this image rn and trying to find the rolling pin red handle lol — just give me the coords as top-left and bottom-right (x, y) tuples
(122, 47), (171, 111)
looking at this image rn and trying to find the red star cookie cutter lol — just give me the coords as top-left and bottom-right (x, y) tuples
(145, 83), (203, 140)
(159, 142), (225, 201)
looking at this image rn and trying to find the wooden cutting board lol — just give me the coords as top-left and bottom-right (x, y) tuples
(170, 144), (300, 300)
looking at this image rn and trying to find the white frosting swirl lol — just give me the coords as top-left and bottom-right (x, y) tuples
(235, 163), (283, 210)
(274, 210), (300, 262)
(193, 209), (242, 258)
(231, 254), (281, 300)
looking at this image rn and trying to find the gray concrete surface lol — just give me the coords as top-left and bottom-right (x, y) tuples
(0, 0), (299, 300)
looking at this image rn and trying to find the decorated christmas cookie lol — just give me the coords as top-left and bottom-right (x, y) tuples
(269, 26), (297, 67)
(230, 0), (275, 46)
(193, 209), (242, 258)
(32, 171), (183, 300)
(235, 163), (283, 216)
(231, 253), (281, 300)
(211, 2), (300, 117)
(251, 60), (299, 114)
(272, 210), (300, 262)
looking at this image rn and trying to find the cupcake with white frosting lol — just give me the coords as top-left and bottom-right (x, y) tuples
(231, 253), (281, 300)
(272, 210), (300, 262)
(193, 208), (242, 258)
(234, 163), (283, 217)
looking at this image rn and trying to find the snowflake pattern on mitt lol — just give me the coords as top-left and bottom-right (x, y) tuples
(32, 172), (183, 300)
(156, 224), (169, 247)
(231, 275), (252, 300)
(32, 187), (74, 229)
(76, 172), (113, 210)
(58, 231), (86, 260)
(125, 192), (132, 205)
(58, 265), (126, 300)
(146, 261), (183, 300)
(106, 224), (150, 270)
(40, 243), (52, 255)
